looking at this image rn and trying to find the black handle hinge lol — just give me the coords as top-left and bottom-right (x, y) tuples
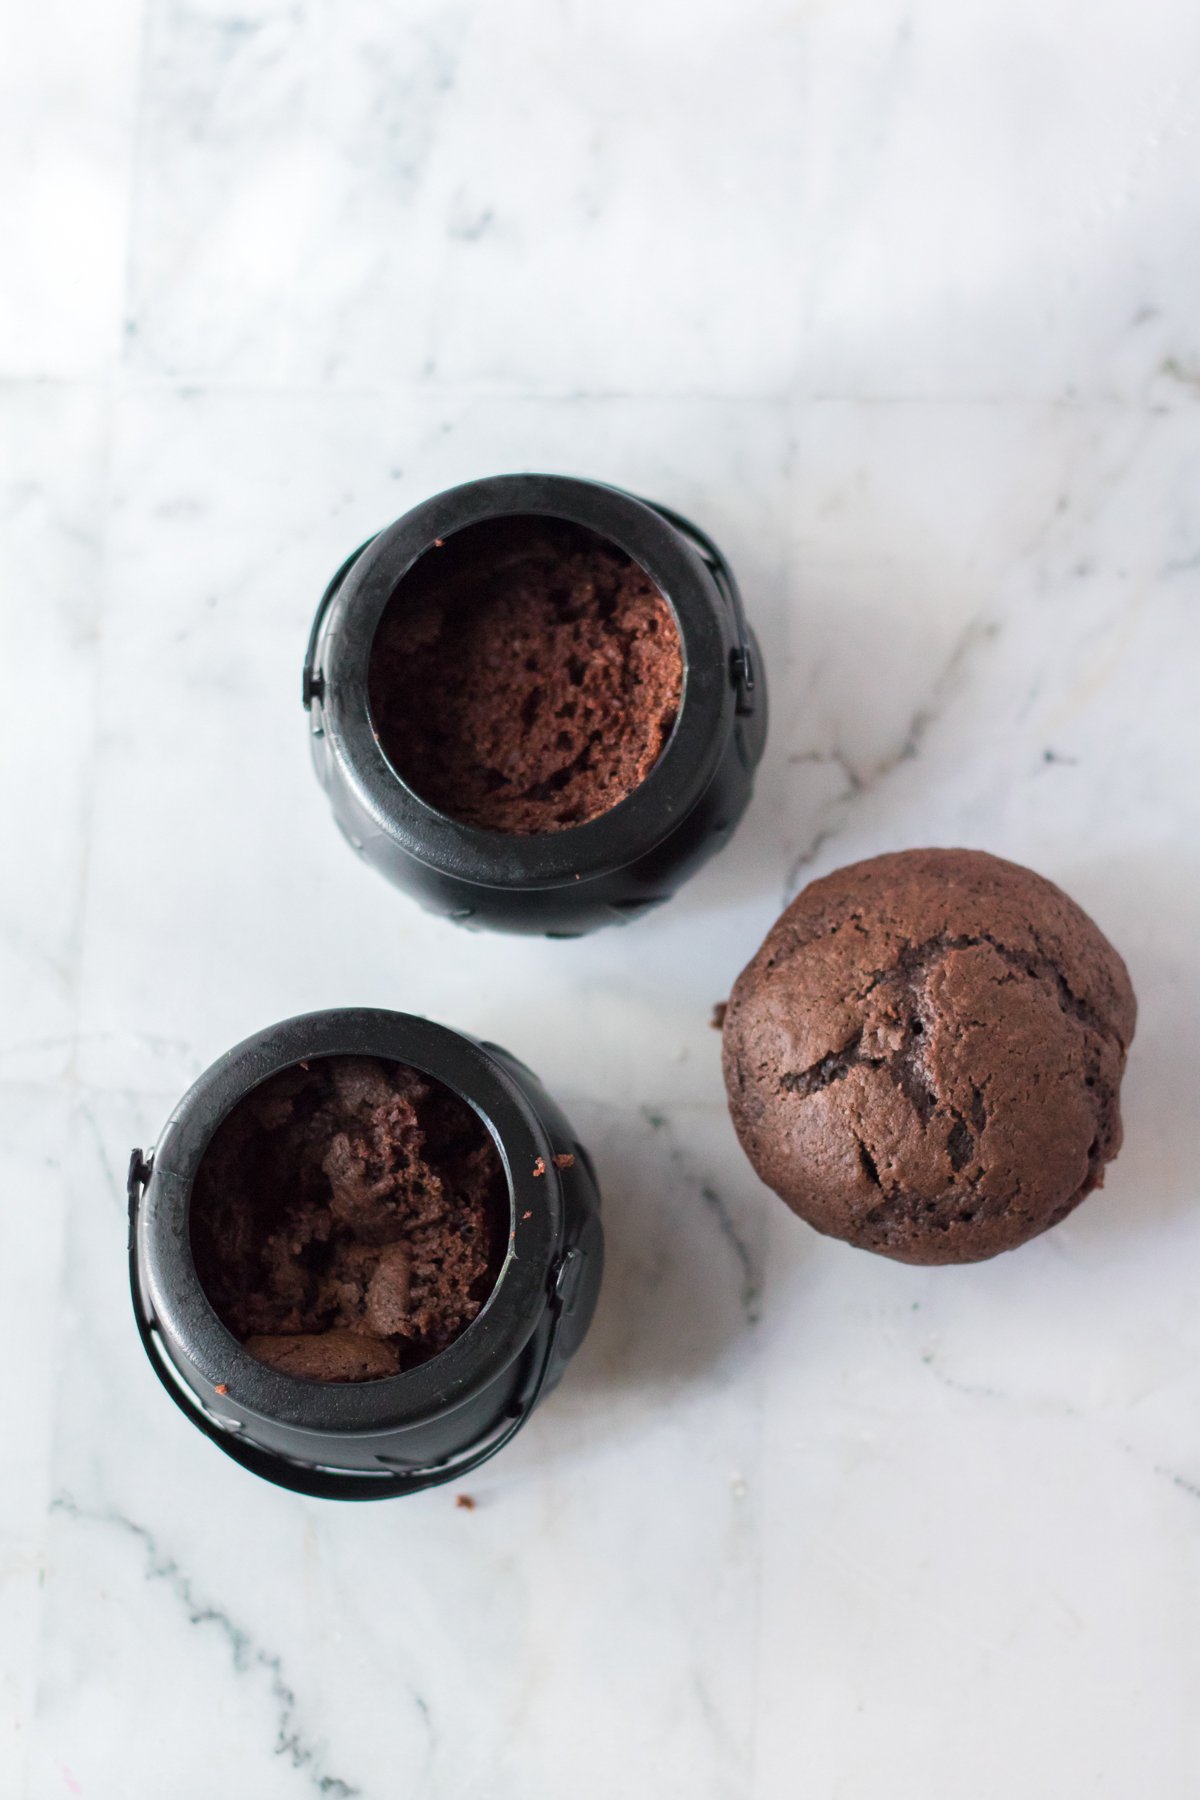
(642, 497), (757, 717)
(729, 643), (756, 714)
(127, 1148), (153, 1253)
(302, 534), (379, 711)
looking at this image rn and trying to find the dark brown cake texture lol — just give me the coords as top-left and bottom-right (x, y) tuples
(367, 516), (683, 835)
(190, 1057), (508, 1381)
(721, 848), (1136, 1265)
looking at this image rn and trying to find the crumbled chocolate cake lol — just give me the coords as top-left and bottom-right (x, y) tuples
(189, 1057), (508, 1381)
(721, 849), (1136, 1265)
(367, 516), (683, 834)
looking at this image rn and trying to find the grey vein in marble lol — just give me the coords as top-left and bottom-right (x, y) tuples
(782, 616), (1002, 901)
(641, 1107), (763, 1325)
(50, 1495), (365, 1799)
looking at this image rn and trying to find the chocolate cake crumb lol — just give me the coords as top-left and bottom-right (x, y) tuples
(455, 1493), (477, 1510)
(368, 516), (683, 835)
(190, 1057), (508, 1382)
(710, 1001), (728, 1031)
(552, 1152), (575, 1170)
(722, 848), (1136, 1265)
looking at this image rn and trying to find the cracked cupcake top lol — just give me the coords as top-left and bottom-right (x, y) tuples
(721, 848), (1136, 1264)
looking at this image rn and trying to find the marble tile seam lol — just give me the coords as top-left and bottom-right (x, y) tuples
(3, 373), (1199, 411)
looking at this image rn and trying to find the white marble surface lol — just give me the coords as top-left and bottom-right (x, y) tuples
(4, 2), (1200, 1795)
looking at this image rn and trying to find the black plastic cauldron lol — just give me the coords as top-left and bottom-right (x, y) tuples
(303, 474), (767, 936)
(128, 1008), (603, 1500)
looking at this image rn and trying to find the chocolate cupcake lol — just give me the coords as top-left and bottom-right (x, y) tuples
(721, 848), (1136, 1265)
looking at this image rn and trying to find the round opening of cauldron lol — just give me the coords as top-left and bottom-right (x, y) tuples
(365, 513), (685, 838)
(188, 1053), (512, 1386)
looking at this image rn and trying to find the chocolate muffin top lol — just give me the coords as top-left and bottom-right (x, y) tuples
(722, 848), (1136, 1264)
